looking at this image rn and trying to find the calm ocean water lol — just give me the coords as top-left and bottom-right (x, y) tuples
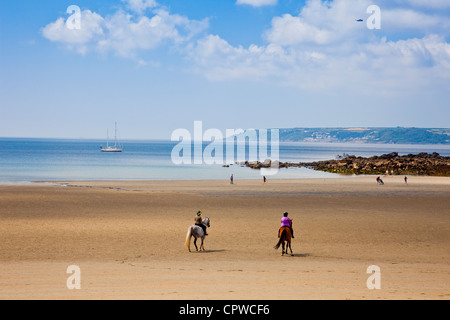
(1, 138), (450, 182)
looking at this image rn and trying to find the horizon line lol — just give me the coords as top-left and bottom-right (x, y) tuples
(1, 126), (449, 141)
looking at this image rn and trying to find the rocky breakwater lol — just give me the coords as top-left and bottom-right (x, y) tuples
(241, 152), (450, 176)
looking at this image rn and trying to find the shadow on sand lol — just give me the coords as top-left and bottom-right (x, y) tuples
(190, 249), (228, 254)
(284, 253), (310, 258)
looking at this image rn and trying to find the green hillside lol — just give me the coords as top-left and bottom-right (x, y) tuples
(279, 128), (450, 144)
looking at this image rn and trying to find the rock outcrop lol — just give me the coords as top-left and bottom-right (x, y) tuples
(240, 152), (450, 176)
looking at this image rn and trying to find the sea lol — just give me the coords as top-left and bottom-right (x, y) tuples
(1, 138), (450, 182)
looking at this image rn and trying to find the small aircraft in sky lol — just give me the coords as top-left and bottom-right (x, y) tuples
(356, 19), (364, 22)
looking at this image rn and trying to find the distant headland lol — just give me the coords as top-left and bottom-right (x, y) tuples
(278, 127), (450, 145)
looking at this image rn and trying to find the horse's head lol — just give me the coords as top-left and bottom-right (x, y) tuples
(203, 217), (210, 228)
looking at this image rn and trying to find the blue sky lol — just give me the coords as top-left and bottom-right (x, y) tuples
(1, 0), (449, 139)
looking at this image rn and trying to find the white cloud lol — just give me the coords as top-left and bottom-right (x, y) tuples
(365, 35), (450, 70)
(264, 0), (450, 47)
(99, 9), (208, 58)
(236, 0), (278, 7)
(189, 34), (335, 87)
(382, 8), (450, 34)
(42, 10), (104, 55)
(266, 13), (332, 45)
(265, 0), (372, 46)
(42, 7), (208, 58)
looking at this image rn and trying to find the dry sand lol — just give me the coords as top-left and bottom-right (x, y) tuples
(0, 176), (449, 300)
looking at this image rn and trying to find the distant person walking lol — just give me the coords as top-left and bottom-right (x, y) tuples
(404, 176), (408, 184)
(263, 176), (267, 185)
(230, 174), (234, 185)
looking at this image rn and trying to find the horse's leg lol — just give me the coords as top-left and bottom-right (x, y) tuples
(282, 242), (285, 256)
(194, 237), (198, 251)
(200, 237), (205, 251)
(289, 241), (293, 256)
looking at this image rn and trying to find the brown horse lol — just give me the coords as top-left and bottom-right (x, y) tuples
(274, 227), (293, 256)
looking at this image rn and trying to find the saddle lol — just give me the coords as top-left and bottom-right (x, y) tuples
(278, 227), (291, 239)
(195, 223), (208, 235)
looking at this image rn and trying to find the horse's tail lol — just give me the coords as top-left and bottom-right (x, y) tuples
(185, 227), (193, 251)
(274, 229), (286, 250)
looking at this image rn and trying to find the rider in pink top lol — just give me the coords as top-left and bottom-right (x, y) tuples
(281, 216), (291, 227)
(280, 212), (294, 238)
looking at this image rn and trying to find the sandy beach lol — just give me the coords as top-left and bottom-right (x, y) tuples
(0, 176), (449, 300)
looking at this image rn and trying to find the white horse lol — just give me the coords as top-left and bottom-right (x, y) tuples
(185, 217), (210, 252)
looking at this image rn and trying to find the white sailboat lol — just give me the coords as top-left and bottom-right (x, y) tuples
(101, 122), (123, 152)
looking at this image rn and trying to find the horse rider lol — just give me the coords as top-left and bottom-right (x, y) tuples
(194, 211), (208, 236)
(279, 212), (294, 238)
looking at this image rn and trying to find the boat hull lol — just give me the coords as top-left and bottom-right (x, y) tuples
(101, 148), (123, 153)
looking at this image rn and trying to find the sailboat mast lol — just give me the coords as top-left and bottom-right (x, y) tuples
(114, 122), (118, 148)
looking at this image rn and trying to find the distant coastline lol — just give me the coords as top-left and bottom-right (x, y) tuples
(278, 127), (450, 145)
(2, 127), (450, 145)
